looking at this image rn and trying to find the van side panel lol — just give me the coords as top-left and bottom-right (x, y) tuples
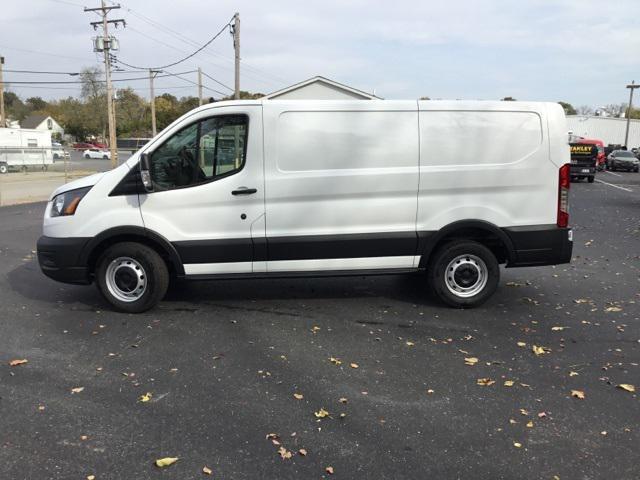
(416, 102), (557, 232)
(262, 101), (420, 270)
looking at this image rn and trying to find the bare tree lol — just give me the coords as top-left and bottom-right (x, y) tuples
(577, 105), (594, 115)
(603, 103), (628, 118)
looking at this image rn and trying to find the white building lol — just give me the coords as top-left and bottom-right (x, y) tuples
(566, 115), (640, 148)
(264, 76), (380, 100)
(20, 114), (65, 138)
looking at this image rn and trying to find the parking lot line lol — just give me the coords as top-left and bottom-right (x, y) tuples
(595, 178), (633, 192)
(604, 170), (622, 177)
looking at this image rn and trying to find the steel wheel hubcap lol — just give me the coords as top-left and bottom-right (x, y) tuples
(444, 254), (488, 298)
(105, 256), (147, 302)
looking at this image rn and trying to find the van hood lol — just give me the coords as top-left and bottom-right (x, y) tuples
(49, 171), (107, 200)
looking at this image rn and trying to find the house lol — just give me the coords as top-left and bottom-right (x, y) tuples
(264, 76), (380, 100)
(20, 114), (64, 138)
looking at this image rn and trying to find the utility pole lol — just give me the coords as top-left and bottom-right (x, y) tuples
(149, 69), (160, 136)
(85, 1), (125, 169)
(624, 80), (639, 148)
(232, 12), (240, 100)
(197, 67), (203, 106)
(0, 56), (5, 128)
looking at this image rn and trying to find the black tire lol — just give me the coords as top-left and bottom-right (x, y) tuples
(85, 154), (91, 159)
(588, 175), (595, 183)
(95, 242), (169, 313)
(0, 163), (7, 174)
(103, 155), (108, 159)
(427, 240), (500, 308)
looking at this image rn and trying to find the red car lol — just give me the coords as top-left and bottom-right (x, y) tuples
(575, 137), (605, 170)
(72, 142), (95, 150)
(92, 142), (107, 149)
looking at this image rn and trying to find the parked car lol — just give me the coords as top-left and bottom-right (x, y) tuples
(73, 142), (95, 150)
(83, 148), (111, 159)
(92, 142), (107, 149)
(52, 142), (69, 160)
(607, 150), (639, 172)
(37, 99), (573, 313)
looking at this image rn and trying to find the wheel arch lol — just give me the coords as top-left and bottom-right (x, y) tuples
(419, 220), (516, 268)
(80, 226), (185, 278)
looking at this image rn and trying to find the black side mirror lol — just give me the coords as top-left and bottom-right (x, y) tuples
(140, 152), (153, 192)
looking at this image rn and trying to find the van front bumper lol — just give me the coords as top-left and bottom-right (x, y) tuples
(37, 235), (92, 285)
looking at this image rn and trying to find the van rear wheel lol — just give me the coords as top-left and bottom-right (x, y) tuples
(96, 242), (169, 313)
(427, 240), (499, 308)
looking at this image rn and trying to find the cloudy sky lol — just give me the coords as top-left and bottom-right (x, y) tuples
(2, 0), (639, 107)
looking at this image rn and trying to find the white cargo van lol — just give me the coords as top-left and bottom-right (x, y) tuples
(37, 100), (573, 312)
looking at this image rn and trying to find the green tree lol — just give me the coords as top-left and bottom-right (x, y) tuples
(116, 87), (149, 137)
(26, 96), (48, 112)
(558, 101), (576, 115)
(4, 91), (30, 121)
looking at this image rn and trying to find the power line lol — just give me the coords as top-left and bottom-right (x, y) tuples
(200, 71), (233, 92)
(163, 69), (227, 97)
(114, 16), (234, 70)
(3, 70), (198, 85)
(109, 1), (285, 87)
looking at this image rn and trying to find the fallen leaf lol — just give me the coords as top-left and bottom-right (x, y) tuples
(605, 306), (622, 313)
(513, 442), (522, 448)
(203, 466), (213, 475)
(406, 341), (415, 346)
(520, 409), (529, 416)
(278, 446), (292, 460)
(139, 392), (152, 403)
(314, 408), (330, 418)
(571, 390), (585, 399)
(427, 389), (435, 394)
(574, 298), (590, 304)
(87, 476), (95, 480)
(617, 384), (636, 393)
(477, 378), (495, 386)
(293, 393), (304, 400)
(298, 448), (307, 456)
(71, 387), (84, 394)
(551, 326), (567, 331)
(350, 363), (359, 369)
(311, 326), (321, 333)
(569, 371), (579, 377)
(329, 357), (342, 366)
(537, 412), (547, 418)
(339, 397), (348, 404)
(516, 342), (527, 348)
(506, 281), (523, 287)
(155, 457), (178, 468)
(526, 421), (534, 428)
(504, 380), (515, 387)
(326, 466), (334, 475)
(509, 419), (517, 424)
(464, 357), (479, 366)
(9, 359), (28, 367)
(532, 345), (550, 356)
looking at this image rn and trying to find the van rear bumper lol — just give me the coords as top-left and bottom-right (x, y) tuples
(37, 235), (92, 285)
(504, 226), (573, 268)
(503, 225), (573, 268)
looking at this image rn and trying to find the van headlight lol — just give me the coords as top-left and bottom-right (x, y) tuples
(50, 187), (91, 217)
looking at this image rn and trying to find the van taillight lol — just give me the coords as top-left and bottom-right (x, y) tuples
(557, 164), (570, 228)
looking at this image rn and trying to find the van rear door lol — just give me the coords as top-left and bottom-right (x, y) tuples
(261, 101), (420, 273)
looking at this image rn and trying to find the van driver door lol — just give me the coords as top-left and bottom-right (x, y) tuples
(138, 105), (265, 275)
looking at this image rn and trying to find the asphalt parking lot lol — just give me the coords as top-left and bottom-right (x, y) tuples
(0, 171), (638, 479)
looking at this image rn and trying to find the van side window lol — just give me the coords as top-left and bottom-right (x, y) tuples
(149, 114), (248, 191)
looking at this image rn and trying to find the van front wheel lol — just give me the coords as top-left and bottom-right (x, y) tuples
(96, 242), (169, 313)
(428, 240), (499, 308)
